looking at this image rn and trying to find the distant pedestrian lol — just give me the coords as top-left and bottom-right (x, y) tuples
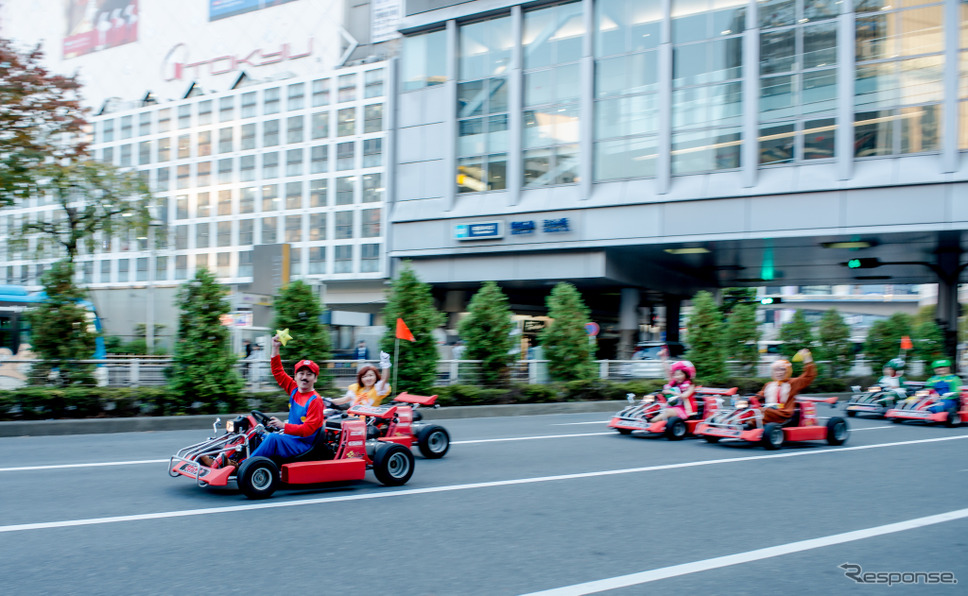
(243, 339), (253, 358)
(354, 340), (369, 361)
(452, 340), (465, 360)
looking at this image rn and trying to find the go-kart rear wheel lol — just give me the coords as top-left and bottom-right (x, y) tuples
(826, 416), (849, 445)
(945, 411), (962, 428)
(762, 423), (784, 450)
(664, 416), (687, 441)
(417, 424), (450, 459)
(237, 457), (279, 500)
(616, 428), (633, 435)
(373, 443), (415, 486)
(703, 434), (721, 443)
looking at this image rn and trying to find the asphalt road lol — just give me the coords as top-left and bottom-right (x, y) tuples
(2, 411), (967, 595)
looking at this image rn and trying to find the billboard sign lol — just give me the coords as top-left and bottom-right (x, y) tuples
(209, 0), (300, 22)
(63, 0), (139, 59)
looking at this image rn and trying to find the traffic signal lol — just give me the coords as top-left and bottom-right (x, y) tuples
(759, 297), (782, 305)
(845, 258), (881, 269)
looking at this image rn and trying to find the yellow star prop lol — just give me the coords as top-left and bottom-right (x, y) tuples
(276, 328), (293, 346)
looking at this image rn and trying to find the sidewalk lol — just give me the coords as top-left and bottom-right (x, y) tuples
(0, 400), (628, 438)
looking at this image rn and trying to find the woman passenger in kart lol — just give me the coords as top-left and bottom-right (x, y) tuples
(200, 333), (326, 468)
(746, 349), (816, 428)
(332, 351), (392, 408)
(647, 348), (699, 423)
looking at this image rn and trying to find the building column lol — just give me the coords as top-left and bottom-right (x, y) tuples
(617, 288), (640, 359)
(664, 295), (682, 344)
(934, 232), (963, 362)
(444, 290), (467, 331)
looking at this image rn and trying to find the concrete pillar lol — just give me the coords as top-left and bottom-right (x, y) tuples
(617, 288), (640, 359)
(664, 296), (682, 343)
(934, 232), (963, 361)
(444, 290), (467, 330)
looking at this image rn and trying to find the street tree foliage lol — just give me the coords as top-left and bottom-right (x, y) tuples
(817, 309), (852, 378)
(169, 268), (243, 412)
(10, 161), (153, 262)
(862, 313), (912, 372)
(539, 283), (596, 382)
(380, 264), (446, 394)
(685, 291), (727, 384)
(25, 260), (97, 385)
(458, 281), (516, 386)
(723, 302), (760, 375)
(0, 39), (88, 206)
(719, 287), (758, 316)
(272, 280), (332, 387)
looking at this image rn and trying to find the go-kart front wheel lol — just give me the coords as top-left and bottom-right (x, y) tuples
(373, 443), (415, 486)
(762, 423), (784, 450)
(826, 417), (849, 445)
(664, 417), (687, 441)
(417, 424), (450, 459)
(237, 457), (280, 499)
(846, 409), (856, 417)
(945, 411), (962, 428)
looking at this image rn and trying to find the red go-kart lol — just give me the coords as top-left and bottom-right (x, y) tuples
(885, 388), (967, 427)
(608, 387), (736, 440)
(697, 395), (848, 449)
(168, 410), (415, 499)
(348, 392), (450, 458)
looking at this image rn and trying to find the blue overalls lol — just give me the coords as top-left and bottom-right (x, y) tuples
(249, 390), (320, 459)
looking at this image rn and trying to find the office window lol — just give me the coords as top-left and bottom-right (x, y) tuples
(197, 192), (211, 217)
(239, 219), (254, 245)
(175, 226), (188, 250)
(219, 158), (235, 184)
(262, 216), (278, 243)
(238, 250), (252, 277)
(100, 260), (112, 282)
(336, 142), (355, 170)
(309, 179), (328, 207)
(240, 155), (255, 181)
(120, 115), (133, 139)
(363, 139), (382, 168)
(288, 83), (305, 110)
(361, 208), (381, 237)
(311, 145), (329, 173)
(175, 255), (188, 279)
(338, 74), (356, 102)
(362, 173), (382, 203)
(217, 221), (232, 247)
(309, 212), (326, 241)
(155, 256), (168, 281)
(158, 137), (170, 161)
(263, 151), (279, 178)
(264, 87), (280, 115)
(365, 69), (384, 98)
(286, 181), (303, 209)
(334, 245), (353, 273)
(241, 123), (256, 150)
(312, 112), (329, 139)
(364, 104), (383, 133)
(338, 108), (357, 136)
(176, 164), (191, 190)
(138, 112), (151, 135)
(241, 92), (256, 118)
(312, 78), (330, 106)
(285, 214), (302, 242)
(401, 29), (447, 91)
(240, 187), (256, 213)
(197, 161), (211, 187)
(195, 253), (209, 272)
(198, 130), (212, 156)
(219, 96), (234, 122)
(138, 141), (151, 165)
(216, 252), (231, 277)
(198, 100), (213, 125)
(177, 134), (191, 159)
(287, 115), (304, 143)
(308, 246), (326, 274)
(101, 146), (114, 164)
(360, 243), (380, 272)
(136, 257), (148, 281)
(262, 184), (279, 212)
(286, 148), (303, 177)
(264, 119), (280, 147)
(119, 144), (132, 167)
(196, 222), (210, 249)
(178, 104), (191, 129)
(218, 189), (233, 216)
(118, 259), (129, 282)
(176, 195), (189, 220)
(102, 118), (116, 142)
(336, 176), (354, 205)
(219, 127), (234, 153)
(335, 211), (353, 239)
(158, 108), (171, 132)
(156, 167), (170, 192)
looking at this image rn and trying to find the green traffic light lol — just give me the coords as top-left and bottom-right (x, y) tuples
(847, 259), (861, 268)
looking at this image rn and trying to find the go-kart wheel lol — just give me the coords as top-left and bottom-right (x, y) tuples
(826, 416), (849, 445)
(846, 409), (856, 418)
(372, 443), (415, 486)
(664, 416), (687, 441)
(762, 423), (784, 450)
(703, 434), (720, 443)
(616, 428), (633, 435)
(417, 424), (450, 459)
(237, 457), (279, 499)
(945, 411), (962, 428)
(891, 416), (903, 424)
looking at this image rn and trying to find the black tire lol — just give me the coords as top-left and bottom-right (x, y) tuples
(616, 428), (633, 435)
(237, 457), (279, 500)
(826, 417), (849, 445)
(703, 434), (721, 444)
(372, 443), (415, 486)
(846, 409), (856, 418)
(417, 425), (450, 459)
(891, 416), (903, 424)
(945, 411), (962, 428)
(664, 416), (687, 441)
(762, 423), (784, 450)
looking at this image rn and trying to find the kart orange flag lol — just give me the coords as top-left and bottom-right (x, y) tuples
(396, 318), (416, 342)
(900, 336), (913, 350)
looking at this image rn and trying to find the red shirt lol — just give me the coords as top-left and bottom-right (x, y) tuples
(271, 355), (324, 437)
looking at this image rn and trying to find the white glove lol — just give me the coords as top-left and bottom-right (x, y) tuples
(380, 351), (391, 369)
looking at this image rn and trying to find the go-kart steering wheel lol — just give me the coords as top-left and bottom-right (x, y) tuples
(251, 410), (273, 427)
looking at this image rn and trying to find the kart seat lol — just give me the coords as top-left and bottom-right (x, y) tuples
(286, 428), (335, 463)
(782, 404), (802, 427)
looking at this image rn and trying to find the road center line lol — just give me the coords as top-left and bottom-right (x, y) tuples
(520, 507), (968, 595)
(1, 434), (965, 534)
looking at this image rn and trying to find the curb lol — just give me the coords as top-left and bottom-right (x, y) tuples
(0, 401), (629, 438)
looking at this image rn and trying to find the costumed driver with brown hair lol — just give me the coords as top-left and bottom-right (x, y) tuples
(747, 349), (816, 428)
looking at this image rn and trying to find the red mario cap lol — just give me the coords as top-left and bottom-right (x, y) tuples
(294, 359), (319, 375)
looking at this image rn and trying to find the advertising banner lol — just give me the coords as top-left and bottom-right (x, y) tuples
(209, 0), (299, 21)
(63, 0), (138, 59)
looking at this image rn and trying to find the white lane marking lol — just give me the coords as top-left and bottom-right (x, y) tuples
(2, 434), (966, 534)
(850, 425), (894, 431)
(0, 459), (168, 472)
(454, 432), (613, 444)
(552, 421), (611, 426)
(521, 507), (968, 595)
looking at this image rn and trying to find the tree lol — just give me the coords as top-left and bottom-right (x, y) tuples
(719, 287), (758, 316)
(862, 313), (912, 372)
(0, 39), (88, 206)
(380, 264), (446, 394)
(25, 260), (97, 385)
(169, 269), (243, 413)
(10, 161), (153, 262)
(723, 302), (760, 375)
(685, 291), (727, 384)
(817, 309), (852, 378)
(272, 280), (332, 388)
(539, 283), (596, 382)
(912, 318), (945, 364)
(458, 281), (515, 386)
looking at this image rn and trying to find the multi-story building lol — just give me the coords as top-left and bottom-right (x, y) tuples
(392, 0), (968, 356)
